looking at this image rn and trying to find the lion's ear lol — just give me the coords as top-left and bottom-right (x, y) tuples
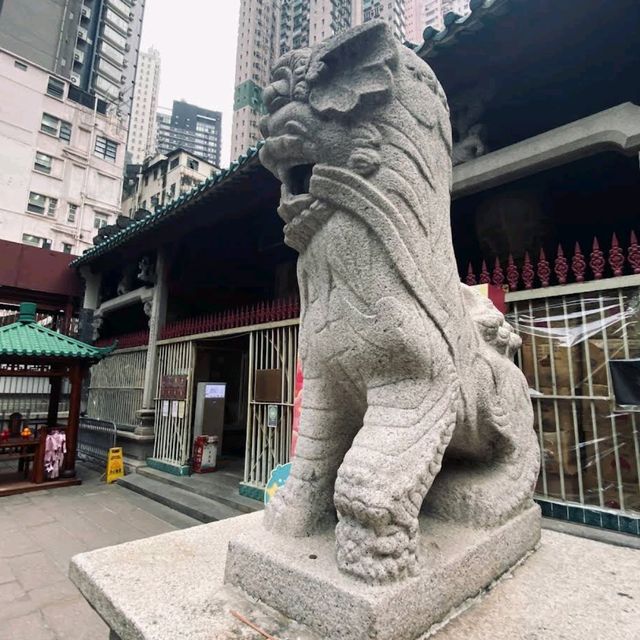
(307, 21), (398, 116)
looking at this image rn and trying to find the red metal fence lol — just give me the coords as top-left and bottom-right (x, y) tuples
(97, 296), (301, 350)
(465, 231), (640, 291)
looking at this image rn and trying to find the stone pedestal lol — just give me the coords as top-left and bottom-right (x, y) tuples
(134, 408), (156, 437)
(225, 506), (541, 640)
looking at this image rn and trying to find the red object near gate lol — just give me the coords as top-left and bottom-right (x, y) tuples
(192, 435), (218, 473)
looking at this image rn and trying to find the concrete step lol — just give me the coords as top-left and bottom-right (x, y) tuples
(117, 473), (246, 523)
(136, 465), (262, 515)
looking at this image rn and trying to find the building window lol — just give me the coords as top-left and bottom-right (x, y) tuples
(34, 152), (53, 174)
(22, 233), (51, 249)
(67, 203), (78, 223)
(94, 213), (108, 229)
(46, 77), (65, 99)
(14, 60), (28, 71)
(40, 113), (72, 142)
(94, 136), (118, 161)
(27, 192), (57, 217)
(62, 243), (73, 254)
(169, 157), (179, 170)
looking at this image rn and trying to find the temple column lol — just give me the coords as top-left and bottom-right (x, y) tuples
(135, 250), (168, 436)
(78, 267), (102, 344)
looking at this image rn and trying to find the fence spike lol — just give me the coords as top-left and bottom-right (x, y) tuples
(522, 251), (535, 289)
(608, 232), (625, 277)
(506, 254), (519, 291)
(537, 248), (551, 287)
(465, 262), (477, 286)
(554, 244), (569, 285)
(571, 241), (586, 283)
(479, 260), (490, 284)
(589, 236), (605, 280)
(491, 257), (505, 287)
(628, 230), (640, 274)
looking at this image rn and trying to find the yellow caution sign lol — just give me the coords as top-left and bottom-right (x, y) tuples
(106, 447), (125, 484)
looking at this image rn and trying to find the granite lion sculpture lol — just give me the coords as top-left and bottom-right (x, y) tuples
(259, 21), (540, 585)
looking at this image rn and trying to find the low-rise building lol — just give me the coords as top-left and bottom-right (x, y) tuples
(121, 148), (218, 217)
(0, 49), (126, 255)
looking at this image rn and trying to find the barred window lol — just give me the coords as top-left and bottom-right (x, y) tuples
(40, 113), (72, 142)
(34, 152), (53, 174)
(94, 135), (118, 161)
(46, 76), (65, 99)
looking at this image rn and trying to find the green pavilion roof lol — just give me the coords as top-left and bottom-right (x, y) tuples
(0, 303), (114, 361)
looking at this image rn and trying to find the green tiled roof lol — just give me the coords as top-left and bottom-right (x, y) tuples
(0, 303), (114, 361)
(70, 141), (265, 268)
(413, 0), (509, 59)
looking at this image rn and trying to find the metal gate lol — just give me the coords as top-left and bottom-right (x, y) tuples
(152, 341), (196, 466)
(508, 276), (640, 530)
(244, 322), (299, 490)
(87, 348), (146, 428)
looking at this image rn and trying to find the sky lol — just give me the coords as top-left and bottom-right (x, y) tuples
(140, 0), (241, 167)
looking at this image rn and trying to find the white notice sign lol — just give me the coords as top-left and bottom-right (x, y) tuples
(205, 383), (226, 399)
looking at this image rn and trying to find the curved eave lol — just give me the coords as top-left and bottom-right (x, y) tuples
(71, 142), (265, 268)
(414, 0), (510, 59)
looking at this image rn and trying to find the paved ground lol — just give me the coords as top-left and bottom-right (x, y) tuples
(0, 463), (199, 640)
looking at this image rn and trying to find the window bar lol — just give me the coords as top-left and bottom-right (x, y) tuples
(599, 292), (624, 511)
(580, 294), (604, 507)
(544, 296), (566, 500)
(245, 331), (255, 484)
(527, 299), (548, 497)
(617, 289), (640, 494)
(562, 294), (585, 504)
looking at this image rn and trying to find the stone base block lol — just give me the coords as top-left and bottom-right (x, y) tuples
(225, 505), (541, 640)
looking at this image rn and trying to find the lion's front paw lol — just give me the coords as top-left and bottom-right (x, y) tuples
(335, 515), (419, 584)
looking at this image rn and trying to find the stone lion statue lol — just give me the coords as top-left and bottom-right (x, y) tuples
(259, 21), (539, 585)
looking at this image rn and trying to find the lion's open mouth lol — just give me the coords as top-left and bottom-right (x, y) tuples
(286, 164), (315, 196)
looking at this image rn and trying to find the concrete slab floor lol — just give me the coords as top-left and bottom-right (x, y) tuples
(0, 463), (199, 640)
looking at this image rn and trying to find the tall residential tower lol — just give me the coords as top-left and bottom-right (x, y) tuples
(156, 101), (222, 166)
(231, 0), (408, 160)
(128, 47), (161, 164)
(0, 0), (146, 120)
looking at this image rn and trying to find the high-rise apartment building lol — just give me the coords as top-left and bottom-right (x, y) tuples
(357, 0), (406, 40)
(128, 47), (161, 164)
(0, 49), (126, 254)
(156, 101), (222, 166)
(0, 0), (146, 120)
(230, 0), (413, 160)
(231, 0), (281, 161)
(407, 0), (469, 34)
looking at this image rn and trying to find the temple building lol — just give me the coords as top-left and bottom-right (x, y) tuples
(74, 0), (640, 533)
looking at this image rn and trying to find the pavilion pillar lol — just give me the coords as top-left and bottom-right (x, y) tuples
(62, 364), (84, 478)
(47, 375), (62, 428)
(136, 250), (168, 436)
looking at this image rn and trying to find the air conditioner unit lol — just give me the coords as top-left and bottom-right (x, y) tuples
(71, 74), (80, 85)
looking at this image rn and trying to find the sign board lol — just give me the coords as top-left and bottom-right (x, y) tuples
(205, 383), (226, 399)
(159, 375), (188, 400)
(267, 404), (278, 428)
(106, 447), (124, 484)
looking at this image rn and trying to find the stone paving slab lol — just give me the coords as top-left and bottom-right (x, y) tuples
(70, 511), (640, 640)
(0, 464), (199, 639)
